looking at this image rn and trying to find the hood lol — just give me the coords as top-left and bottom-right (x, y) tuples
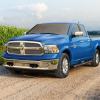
(10, 33), (67, 45)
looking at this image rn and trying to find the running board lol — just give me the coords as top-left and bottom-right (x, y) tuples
(74, 60), (92, 67)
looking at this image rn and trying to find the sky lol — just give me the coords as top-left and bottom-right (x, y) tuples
(0, 0), (100, 30)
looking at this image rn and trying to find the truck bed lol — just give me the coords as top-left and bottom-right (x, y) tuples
(90, 36), (100, 46)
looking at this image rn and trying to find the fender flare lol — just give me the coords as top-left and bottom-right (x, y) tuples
(95, 43), (100, 52)
(59, 46), (71, 60)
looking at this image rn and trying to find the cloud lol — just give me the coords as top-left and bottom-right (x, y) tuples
(0, 16), (4, 22)
(16, 3), (48, 19)
(33, 3), (48, 19)
(64, 8), (71, 11)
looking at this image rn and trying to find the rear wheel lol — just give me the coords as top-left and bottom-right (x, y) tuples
(91, 49), (100, 67)
(55, 53), (70, 78)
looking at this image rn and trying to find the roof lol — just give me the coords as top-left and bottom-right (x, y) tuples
(38, 22), (79, 25)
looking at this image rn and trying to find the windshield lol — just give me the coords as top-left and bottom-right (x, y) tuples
(27, 23), (70, 35)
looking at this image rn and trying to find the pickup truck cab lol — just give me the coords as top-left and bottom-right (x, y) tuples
(3, 23), (100, 78)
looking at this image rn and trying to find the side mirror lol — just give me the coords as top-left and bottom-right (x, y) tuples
(72, 32), (83, 37)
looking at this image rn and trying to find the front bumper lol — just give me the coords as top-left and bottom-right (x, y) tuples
(3, 59), (59, 70)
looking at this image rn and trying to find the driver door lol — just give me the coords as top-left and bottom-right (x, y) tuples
(70, 24), (84, 63)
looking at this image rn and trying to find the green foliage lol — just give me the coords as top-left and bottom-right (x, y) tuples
(0, 25), (27, 64)
(0, 26), (27, 46)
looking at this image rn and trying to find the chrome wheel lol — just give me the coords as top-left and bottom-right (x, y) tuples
(62, 58), (69, 74)
(91, 50), (99, 67)
(56, 53), (70, 78)
(96, 52), (99, 64)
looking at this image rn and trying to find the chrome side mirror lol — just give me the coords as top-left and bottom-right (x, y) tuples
(74, 32), (83, 36)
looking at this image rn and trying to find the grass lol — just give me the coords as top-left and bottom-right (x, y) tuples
(0, 25), (27, 64)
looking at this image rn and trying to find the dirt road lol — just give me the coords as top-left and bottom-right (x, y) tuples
(0, 65), (100, 100)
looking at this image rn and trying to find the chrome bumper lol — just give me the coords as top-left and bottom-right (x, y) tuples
(3, 59), (59, 70)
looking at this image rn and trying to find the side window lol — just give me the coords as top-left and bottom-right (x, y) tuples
(79, 25), (87, 36)
(71, 24), (80, 37)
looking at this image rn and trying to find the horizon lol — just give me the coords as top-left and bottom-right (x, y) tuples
(0, 0), (100, 31)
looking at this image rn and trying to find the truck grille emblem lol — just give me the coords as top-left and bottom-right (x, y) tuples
(20, 42), (25, 55)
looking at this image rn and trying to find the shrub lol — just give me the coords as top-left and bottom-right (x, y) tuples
(0, 25), (27, 64)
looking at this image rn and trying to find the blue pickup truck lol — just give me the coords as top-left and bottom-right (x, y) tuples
(3, 23), (100, 78)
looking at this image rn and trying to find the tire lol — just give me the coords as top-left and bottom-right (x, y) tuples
(55, 53), (70, 78)
(91, 49), (100, 67)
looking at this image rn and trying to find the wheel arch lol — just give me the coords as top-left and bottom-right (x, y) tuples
(62, 49), (72, 61)
(96, 46), (100, 51)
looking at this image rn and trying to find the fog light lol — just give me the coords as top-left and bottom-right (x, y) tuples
(51, 60), (58, 65)
(7, 62), (14, 66)
(30, 64), (38, 68)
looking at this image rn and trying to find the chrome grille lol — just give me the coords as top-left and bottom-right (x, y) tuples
(7, 41), (43, 55)
(8, 42), (20, 47)
(7, 48), (20, 54)
(24, 43), (41, 47)
(25, 49), (43, 54)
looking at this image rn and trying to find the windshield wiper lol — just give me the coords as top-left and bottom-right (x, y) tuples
(26, 32), (59, 35)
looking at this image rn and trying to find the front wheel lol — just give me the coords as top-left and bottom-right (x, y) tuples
(55, 53), (70, 78)
(91, 49), (100, 67)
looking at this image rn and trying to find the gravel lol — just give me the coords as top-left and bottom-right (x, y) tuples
(0, 65), (100, 100)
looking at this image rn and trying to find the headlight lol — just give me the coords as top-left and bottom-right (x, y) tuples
(44, 45), (59, 53)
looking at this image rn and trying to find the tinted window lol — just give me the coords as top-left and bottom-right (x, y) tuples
(71, 24), (80, 35)
(27, 24), (70, 35)
(79, 25), (87, 36)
